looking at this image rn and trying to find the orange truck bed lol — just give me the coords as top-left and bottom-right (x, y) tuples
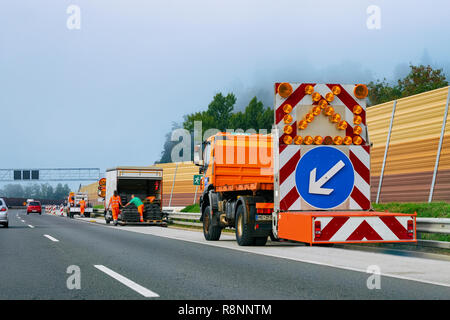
(212, 134), (273, 191)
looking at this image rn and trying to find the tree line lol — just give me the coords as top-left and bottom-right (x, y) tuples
(157, 64), (448, 163)
(0, 183), (71, 200)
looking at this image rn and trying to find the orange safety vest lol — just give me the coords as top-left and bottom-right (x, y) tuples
(79, 200), (86, 208)
(110, 195), (121, 208)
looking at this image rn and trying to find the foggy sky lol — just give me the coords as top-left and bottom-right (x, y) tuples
(1, 0), (449, 179)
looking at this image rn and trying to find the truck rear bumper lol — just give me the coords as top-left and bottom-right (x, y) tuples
(278, 211), (417, 245)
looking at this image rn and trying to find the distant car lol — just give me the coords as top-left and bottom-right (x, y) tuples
(27, 201), (42, 215)
(0, 198), (8, 228)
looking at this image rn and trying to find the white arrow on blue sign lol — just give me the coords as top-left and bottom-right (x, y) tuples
(295, 146), (355, 209)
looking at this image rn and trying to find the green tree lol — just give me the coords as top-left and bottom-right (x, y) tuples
(397, 64), (448, 97)
(54, 183), (66, 200)
(183, 93), (236, 134)
(367, 64), (448, 106)
(1, 184), (24, 198)
(229, 97), (272, 132)
(158, 93), (273, 163)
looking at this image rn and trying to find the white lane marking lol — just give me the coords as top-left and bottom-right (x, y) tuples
(75, 217), (450, 289)
(43, 234), (59, 242)
(94, 265), (159, 298)
(28, 225), (34, 228)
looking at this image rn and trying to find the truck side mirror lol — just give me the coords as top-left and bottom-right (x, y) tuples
(199, 166), (205, 174)
(194, 144), (203, 166)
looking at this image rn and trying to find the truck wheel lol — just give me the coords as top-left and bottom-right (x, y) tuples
(235, 204), (254, 246)
(203, 206), (221, 241)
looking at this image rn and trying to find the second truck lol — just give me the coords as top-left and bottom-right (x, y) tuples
(103, 166), (167, 226)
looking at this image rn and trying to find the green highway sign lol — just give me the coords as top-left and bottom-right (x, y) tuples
(193, 175), (202, 186)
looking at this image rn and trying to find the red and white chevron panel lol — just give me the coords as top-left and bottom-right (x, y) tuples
(314, 215), (415, 242)
(349, 145), (371, 210)
(278, 145), (371, 211)
(279, 144), (302, 211)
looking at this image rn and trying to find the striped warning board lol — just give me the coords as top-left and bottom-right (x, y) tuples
(313, 215), (415, 242)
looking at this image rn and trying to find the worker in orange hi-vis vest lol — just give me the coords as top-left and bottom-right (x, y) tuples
(107, 191), (123, 226)
(79, 199), (86, 217)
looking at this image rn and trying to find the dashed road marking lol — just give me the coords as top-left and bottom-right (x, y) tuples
(94, 265), (159, 298)
(28, 225), (34, 228)
(43, 234), (59, 242)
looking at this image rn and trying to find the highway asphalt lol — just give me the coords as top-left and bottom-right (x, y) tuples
(0, 209), (449, 300)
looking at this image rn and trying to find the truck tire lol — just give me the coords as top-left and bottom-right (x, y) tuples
(254, 236), (268, 246)
(203, 206), (221, 241)
(235, 204), (254, 246)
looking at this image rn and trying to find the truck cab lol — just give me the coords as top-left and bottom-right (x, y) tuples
(195, 133), (274, 245)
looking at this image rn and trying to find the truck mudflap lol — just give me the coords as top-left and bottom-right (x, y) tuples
(277, 211), (416, 245)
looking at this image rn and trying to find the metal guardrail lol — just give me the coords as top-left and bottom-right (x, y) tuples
(168, 212), (202, 227)
(167, 213), (450, 249)
(416, 217), (450, 235)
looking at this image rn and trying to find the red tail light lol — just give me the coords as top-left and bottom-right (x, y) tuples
(407, 220), (414, 235)
(0, 207), (6, 212)
(256, 208), (273, 214)
(314, 220), (321, 239)
(155, 181), (159, 191)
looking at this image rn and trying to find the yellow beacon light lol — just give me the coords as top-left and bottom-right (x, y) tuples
(312, 106), (321, 116)
(343, 136), (352, 145)
(318, 99), (328, 109)
(354, 84), (368, 99)
(353, 115), (362, 125)
(294, 136), (303, 145)
(337, 121), (348, 130)
(305, 113), (314, 123)
(303, 136), (313, 145)
(324, 106), (334, 116)
(298, 120), (308, 130)
(330, 113), (341, 123)
(283, 104), (293, 114)
(283, 135), (293, 144)
(305, 85), (314, 95)
(332, 86), (341, 95)
(278, 83), (293, 98)
(323, 136), (333, 145)
(353, 105), (363, 115)
(283, 114), (293, 124)
(353, 125), (362, 135)
(314, 136), (324, 145)
(333, 136), (343, 145)
(284, 125), (293, 135)
(312, 92), (321, 102)
(353, 136), (363, 145)
(325, 92), (334, 102)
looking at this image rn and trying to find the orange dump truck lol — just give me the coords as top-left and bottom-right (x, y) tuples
(194, 83), (417, 246)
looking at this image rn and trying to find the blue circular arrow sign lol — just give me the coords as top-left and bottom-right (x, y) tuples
(295, 146), (354, 209)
